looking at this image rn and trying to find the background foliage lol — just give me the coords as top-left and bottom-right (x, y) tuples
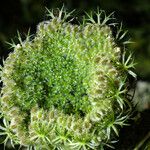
(0, 0), (149, 149)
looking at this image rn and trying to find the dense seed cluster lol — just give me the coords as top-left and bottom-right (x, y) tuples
(0, 9), (135, 149)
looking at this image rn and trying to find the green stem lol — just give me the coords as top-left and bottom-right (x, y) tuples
(134, 131), (150, 150)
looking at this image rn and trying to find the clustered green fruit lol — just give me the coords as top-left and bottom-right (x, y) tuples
(0, 8), (135, 150)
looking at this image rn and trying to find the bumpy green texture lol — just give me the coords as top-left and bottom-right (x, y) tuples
(0, 9), (135, 150)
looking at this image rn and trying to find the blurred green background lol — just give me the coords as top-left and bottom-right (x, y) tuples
(0, 0), (149, 149)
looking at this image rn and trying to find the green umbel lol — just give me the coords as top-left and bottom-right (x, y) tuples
(0, 8), (135, 149)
